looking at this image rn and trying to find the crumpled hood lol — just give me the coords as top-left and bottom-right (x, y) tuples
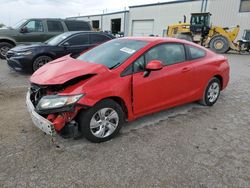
(30, 55), (109, 85)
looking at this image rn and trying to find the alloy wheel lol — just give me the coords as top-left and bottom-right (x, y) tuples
(90, 108), (119, 138)
(207, 82), (220, 103)
(0, 46), (10, 57)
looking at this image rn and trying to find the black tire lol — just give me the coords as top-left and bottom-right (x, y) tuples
(77, 99), (125, 143)
(0, 42), (14, 59)
(209, 35), (229, 54)
(33, 55), (52, 71)
(176, 34), (193, 42)
(200, 77), (221, 106)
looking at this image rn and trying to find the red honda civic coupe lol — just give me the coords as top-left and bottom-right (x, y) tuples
(26, 37), (230, 142)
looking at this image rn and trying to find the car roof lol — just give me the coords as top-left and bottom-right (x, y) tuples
(121, 37), (209, 50)
(121, 37), (185, 43)
(63, 31), (114, 36)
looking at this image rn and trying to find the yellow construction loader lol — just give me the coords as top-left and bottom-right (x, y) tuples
(167, 12), (250, 54)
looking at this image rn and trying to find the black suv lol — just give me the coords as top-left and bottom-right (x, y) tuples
(0, 18), (92, 59)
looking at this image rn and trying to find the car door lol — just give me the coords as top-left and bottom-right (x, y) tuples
(17, 20), (46, 43)
(132, 43), (197, 116)
(61, 34), (90, 56)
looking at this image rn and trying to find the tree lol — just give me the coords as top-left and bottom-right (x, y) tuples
(0, 23), (5, 28)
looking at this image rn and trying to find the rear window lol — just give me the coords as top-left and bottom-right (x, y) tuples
(47, 21), (64, 32)
(65, 20), (91, 31)
(187, 45), (206, 59)
(90, 34), (111, 44)
(66, 34), (89, 45)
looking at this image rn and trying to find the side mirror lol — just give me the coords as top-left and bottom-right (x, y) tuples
(144, 60), (164, 77)
(20, 26), (28, 33)
(62, 42), (70, 47)
(146, 60), (164, 71)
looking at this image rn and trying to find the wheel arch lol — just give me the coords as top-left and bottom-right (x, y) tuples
(213, 74), (223, 89)
(33, 53), (55, 61)
(0, 38), (16, 46)
(84, 96), (129, 120)
(101, 96), (129, 120)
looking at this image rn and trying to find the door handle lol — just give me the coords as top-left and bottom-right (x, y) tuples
(182, 67), (192, 72)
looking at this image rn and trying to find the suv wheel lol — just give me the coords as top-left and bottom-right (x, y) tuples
(0, 42), (14, 59)
(78, 99), (125, 143)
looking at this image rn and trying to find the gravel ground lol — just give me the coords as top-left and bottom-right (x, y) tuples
(0, 54), (249, 188)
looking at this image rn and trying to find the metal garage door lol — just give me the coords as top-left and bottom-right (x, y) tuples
(132, 20), (154, 36)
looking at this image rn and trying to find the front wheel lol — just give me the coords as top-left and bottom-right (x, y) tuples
(0, 42), (14, 59)
(33, 55), (52, 71)
(200, 77), (221, 106)
(210, 35), (229, 54)
(78, 99), (125, 143)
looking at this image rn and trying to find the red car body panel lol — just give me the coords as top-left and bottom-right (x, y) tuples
(30, 37), (230, 126)
(30, 55), (109, 85)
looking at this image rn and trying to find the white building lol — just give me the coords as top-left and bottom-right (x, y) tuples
(67, 11), (129, 36)
(128, 0), (202, 37)
(67, 0), (250, 40)
(207, 0), (250, 39)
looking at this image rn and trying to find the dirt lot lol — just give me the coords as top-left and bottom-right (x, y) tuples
(0, 54), (250, 188)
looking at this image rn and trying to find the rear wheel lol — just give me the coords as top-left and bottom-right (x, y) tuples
(210, 35), (229, 54)
(0, 42), (14, 59)
(200, 77), (221, 106)
(33, 55), (52, 71)
(78, 99), (125, 143)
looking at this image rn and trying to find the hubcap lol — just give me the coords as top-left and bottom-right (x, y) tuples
(0, 46), (10, 57)
(207, 82), (220, 103)
(90, 108), (119, 138)
(214, 40), (224, 49)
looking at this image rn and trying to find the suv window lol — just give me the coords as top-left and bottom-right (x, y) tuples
(145, 43), (186, 65)
(65, 20), (91, 31)
(187, 45), (206, 59)
(90, 34), (111, 44)
(47, 21), (64, 32)
(24, 20), (44, 32)
(65, 34), (89, 46)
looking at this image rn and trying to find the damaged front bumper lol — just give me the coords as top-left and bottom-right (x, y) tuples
(26, 91), (56, 136)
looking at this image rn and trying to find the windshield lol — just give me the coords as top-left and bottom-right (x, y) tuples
(77, 39), (148, 69)
(12, 19), (27, 29)
(45, 32), (72, 46)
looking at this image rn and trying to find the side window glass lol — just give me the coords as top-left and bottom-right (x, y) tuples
(65, 21), (91, 31)
(65, 34), (89, 46)
(25, 20), (44, 32)
(145, 43), (186, 66)
(47, 21), (64, 32)
(90, 34), (110, 44)
(121, 56), (145, 77)
(134, 56), (145, 72)
(188, 45), (206, 59)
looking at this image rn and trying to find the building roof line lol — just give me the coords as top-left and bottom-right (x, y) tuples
(67, 10), (129, 19)
(129, 0), (201, 8)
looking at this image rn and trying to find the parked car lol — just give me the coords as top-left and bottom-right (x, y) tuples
(0, 18), (92, 59)
(26, 37), (230, 143)
(6, 31), (114, 72)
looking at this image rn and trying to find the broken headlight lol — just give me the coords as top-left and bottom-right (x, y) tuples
(37, 94), (83, 110)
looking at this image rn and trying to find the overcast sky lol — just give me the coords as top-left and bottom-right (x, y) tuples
(0, 0), (167, 26)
